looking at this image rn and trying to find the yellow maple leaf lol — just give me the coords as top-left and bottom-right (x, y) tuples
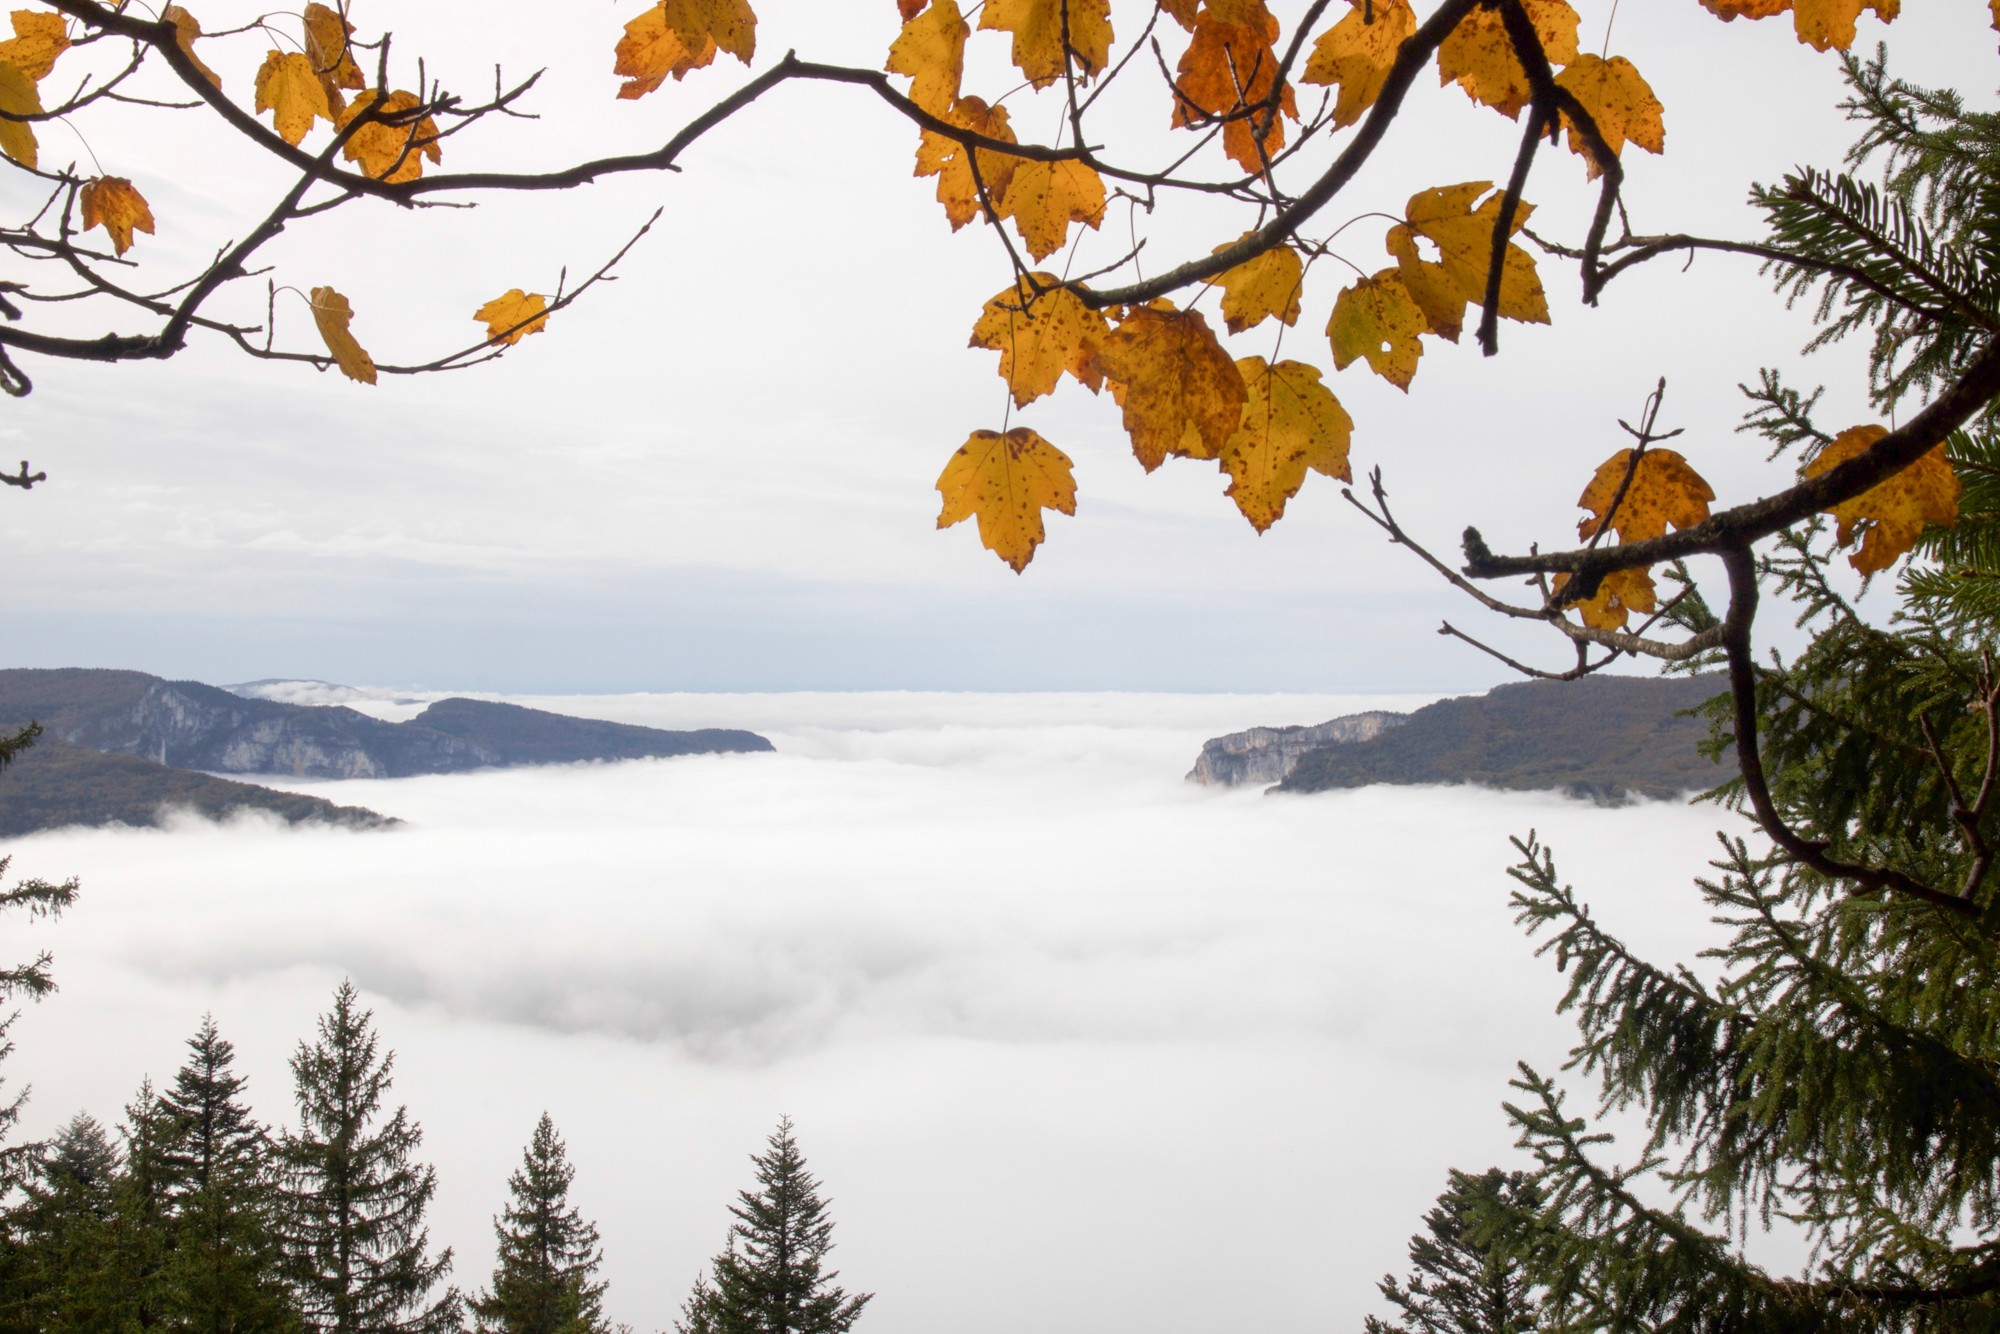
(0, 10), (65, 82)
(303, 3), (364, 112)
(978, 0), (1112, 87)
(161, 6), (222, 91)
(255, 50), (332, 145)
(0, 59), (38, 169)
(1157, 0), (1200, 28)
(337, 89), (441, 183)
(1437, 0), (1579, 118)
(1327, 269), (1429, 391)
(1093, 302), (1247, 471)
(80, 177), (155, 256)
(915, 96), (1017, 230)
(1576, 447), (1715, 544)
(613, 0), (754, 99)
(935, 427), (1077, 572)
(1386, 181), (1548, 328)
(615, 6), (713, 97)
(1301, 0), (1415, 129)
(968, 274), (1109, 406)
(996, 158), (1105, 262)
(1554, 565), (1657, 631)
(1173, 2), (1298, 173)
(1803, 424), (1959, 574)
(309, 286), (376, 385)
(1554, 54), (1664, 178)
(475, 290), (550, 346)
(886, 0), (967, 114)
(1219, 357), (1353, 532)
(1211, 237), (1302, 334)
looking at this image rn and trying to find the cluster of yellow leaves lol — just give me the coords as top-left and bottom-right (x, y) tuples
(1328, 182), (1546, 391)
(1699, 0), (1900, 53)
(1803, 425), (1961, 574)
(0, 8), (67, 170)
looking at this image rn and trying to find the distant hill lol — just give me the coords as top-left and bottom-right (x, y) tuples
(1272, 674), (1730, 802)
(0, 669), (773, 780)
(0, 738), (394, 837)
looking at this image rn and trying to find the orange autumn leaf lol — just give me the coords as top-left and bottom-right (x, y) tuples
(886, 0), (967, 114)
(1555, 54), (1664, 177)
(897, 0), (928, 18)
(0, 60), (38, 168)
(160, 5), (222, 91)
(978, 0), (1112, 87)
(255, 50), (333, 145)
(303, 2), (363, 111)
(613, 0), (755, 99)
(309, 286), (376, 385)
(1555, 565), (1658, 631)
(1210, 237), (1302, 334)
(1157, 0), (1201, 28)
(1386, 181), (1548, 330)
(0, 10), (66, 82)
(915, 96), (1017, 229)
(337, 89), (441, 182)
(1301, 0), (1415, 129)
(1327, 269), (1429, 391)
(1803, 424), (1960, 574)
(1576, 447), (1715, 544)
(968, 274), (1109, 406)
(1438, 0), (1579, 118)
(1219, 356), (1353, 532)
(1173, 1), (1298, 173)
(935, 427), (1077, 572)
(1697, 0), (1897, 49)
(1093, 302), (1247, 471)
(475, 290), (550, 346)
(79, 177), (155, 256)
(996, 158), (1105, 261)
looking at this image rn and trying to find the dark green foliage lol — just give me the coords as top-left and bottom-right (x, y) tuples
(161, 1016), (299, 1331)
(8, 1114), (123, 1333)
(1393, 52), (2000, 1331)
(277, 981), (460, 1334)
(1280, 673), (1728, 802)
(468, 1113), (610, 1334)
(1367, 1169), (1542, 1334)
(0, 738), (397, 837)
(677, 1118), (869, 1334)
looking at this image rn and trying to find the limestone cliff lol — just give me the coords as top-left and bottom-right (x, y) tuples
(1186, 711), (1406, 786)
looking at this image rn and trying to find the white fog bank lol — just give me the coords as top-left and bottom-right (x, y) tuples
(9, 691), (1738, 1332)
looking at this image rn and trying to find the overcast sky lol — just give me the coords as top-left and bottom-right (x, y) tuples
(4, 1), (1995, 691)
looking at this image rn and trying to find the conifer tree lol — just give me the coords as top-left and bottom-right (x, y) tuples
(8, 1113), (126, 1333)
(467, 1113), (610, 1334)
(1405, 54), (2000, 1329)
(676, 1118), (869, 1334)
(1366, 1169), (1542, 1334)
(109, 1082), (179, 1327)
(161, 1015), (298, 1331)
(277, 981), (459, 1334)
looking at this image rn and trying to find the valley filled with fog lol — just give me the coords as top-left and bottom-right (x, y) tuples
(7, 690), (1737, 1331)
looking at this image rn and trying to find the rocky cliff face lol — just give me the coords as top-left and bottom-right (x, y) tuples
(0, 668), (772, 781)
(1186, 711), (1406, 786)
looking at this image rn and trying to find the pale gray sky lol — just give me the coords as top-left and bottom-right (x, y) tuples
(5, 0), (1993, 690)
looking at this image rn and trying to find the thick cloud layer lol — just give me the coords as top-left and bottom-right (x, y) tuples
(8, 691), (1746, 1330)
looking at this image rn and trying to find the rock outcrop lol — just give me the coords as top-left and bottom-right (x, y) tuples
(1186, 711), (1406, 786)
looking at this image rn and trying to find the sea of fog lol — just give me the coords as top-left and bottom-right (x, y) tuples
(8, 690), (1748, 1331)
